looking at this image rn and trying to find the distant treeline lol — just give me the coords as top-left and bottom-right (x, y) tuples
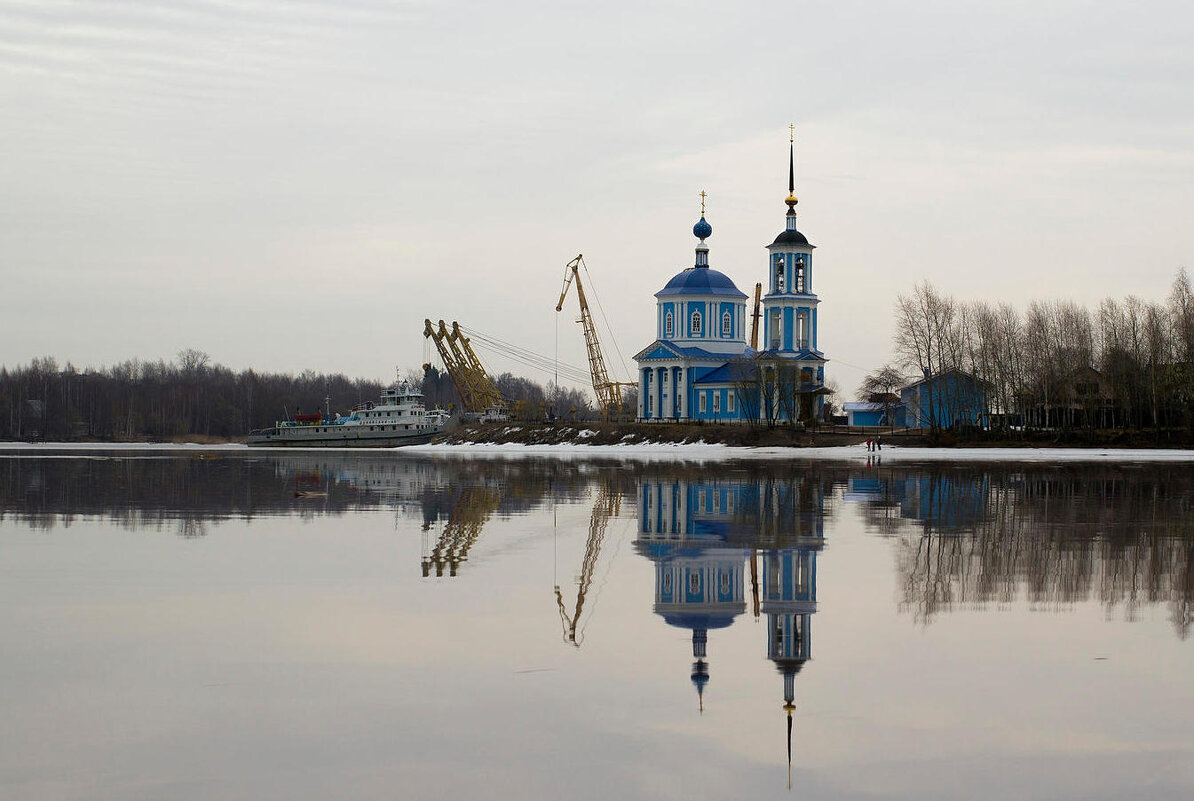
(0, 350), (597, 441)
(881, 269), (1194, 432)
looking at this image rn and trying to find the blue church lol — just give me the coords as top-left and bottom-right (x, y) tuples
(634, 132), (828, 423)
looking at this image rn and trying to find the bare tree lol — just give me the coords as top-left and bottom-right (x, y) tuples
(731, 358), (762, 427)
(858, 364), (906, 429)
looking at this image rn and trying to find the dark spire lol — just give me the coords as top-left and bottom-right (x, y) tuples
(786, 706), (794, 788)
(785, 125), (798, 217)
(789, 126), (795, 196)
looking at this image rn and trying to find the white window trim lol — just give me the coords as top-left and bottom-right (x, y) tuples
(664, 311), (674, 337)
(713, 392), (720, 414)
(699, 393), (707, 414)
(691, 310), (702, 336)
(721, 311), (731, 336)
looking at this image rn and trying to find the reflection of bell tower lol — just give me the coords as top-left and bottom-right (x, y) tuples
(762, 541), (821, 783)
(764, 545), (817, 699)
(756, 476), (825, 785)
(636, 479), (749, 712)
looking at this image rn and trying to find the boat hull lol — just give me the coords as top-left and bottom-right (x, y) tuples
(246, 428), (439, 448)
(246, 377), (448, 448)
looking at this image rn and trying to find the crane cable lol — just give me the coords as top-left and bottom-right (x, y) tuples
(459, 325), (592, 384)
(578, 256), (632, 382)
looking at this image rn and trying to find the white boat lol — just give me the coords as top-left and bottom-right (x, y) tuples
(247, 378), (449, 447)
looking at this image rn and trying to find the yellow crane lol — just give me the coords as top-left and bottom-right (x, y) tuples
(423, 319), (506, 418)
(554, 481), (620, 646)
(555, 255), (634, 418)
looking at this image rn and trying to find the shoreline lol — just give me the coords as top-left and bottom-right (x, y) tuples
(4, 440), (1194, 463)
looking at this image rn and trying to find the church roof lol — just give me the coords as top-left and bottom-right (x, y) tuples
(693, 363), (741, 384)
(770, 229), (813, 247)
(634, 340), (744, 361)
(754, 347), (827, 362)
(655, 267), (748, 299)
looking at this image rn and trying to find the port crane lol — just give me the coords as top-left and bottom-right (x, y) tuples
(554, 481), (620, 647)
(423, 319), (506, 419)
(556, 255), (634, 418)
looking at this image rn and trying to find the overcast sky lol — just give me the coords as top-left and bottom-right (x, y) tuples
(2, 0), (1192, 397)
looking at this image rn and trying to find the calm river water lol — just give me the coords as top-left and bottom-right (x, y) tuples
(2, 450), (1193, 800)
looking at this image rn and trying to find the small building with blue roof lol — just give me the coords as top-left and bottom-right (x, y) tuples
(635, 131), (828, 423)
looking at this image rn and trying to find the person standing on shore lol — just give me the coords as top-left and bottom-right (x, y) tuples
(876, 434), (882, 451)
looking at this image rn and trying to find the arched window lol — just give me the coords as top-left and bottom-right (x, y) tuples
(775, 255), (785, 292)
(691, 310), (702, 336)
(664, 311), (674, 337)
(721, 311), (731, 336)
(795, 255), (806, 293)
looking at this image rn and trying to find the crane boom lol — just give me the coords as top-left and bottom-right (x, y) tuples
(449, 322), (504, 411)
(423, 318), (505, 416)
(554, 482), (620, 646)
(422, 486), (500, 577)
(750, 282), (763, 350)
(556, 254), (633, 417)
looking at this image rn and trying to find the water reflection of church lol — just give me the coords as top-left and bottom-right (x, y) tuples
(636, 474), (825, 767)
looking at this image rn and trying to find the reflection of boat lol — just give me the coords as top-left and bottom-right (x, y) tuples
(247, 379), (449, 447)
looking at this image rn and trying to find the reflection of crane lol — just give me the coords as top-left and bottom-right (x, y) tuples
(554, 482), (620, 646)
(555, 255), (634, 418)
(750, 282), (763, 350)
(423, 319), (506, 418)
(422, 485), (501, 577)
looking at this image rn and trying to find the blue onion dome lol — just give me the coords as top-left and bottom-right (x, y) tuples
(655, 267), (748, 299)
(693, 216), (713, 240)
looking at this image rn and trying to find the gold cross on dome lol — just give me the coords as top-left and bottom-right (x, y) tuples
(700, 190), (707, 215)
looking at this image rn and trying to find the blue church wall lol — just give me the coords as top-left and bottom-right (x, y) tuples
(783, 307), (794, 351)
(691, 387), (741, 421)
(812, 308), (817, 350)
(719, 302), (736, 339)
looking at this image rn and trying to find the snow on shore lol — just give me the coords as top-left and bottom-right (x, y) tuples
(3, 441), (1194, 463)
(407, 442), (1194, 463)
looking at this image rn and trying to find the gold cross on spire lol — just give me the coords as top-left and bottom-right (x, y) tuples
(700, 190), (707, 215)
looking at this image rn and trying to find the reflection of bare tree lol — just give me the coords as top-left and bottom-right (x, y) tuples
(869, 465), (1194, 636)
(175, 518), (208, 539)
